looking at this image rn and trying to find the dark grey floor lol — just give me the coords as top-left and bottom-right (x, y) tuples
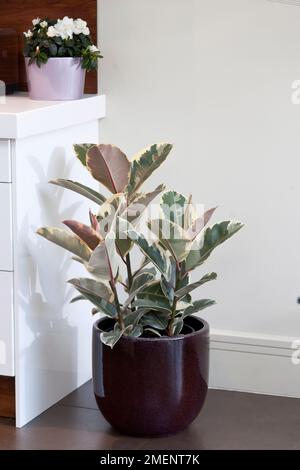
(0, 381), (300, 449)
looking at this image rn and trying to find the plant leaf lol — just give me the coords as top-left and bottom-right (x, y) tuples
(140, 311), (169, 329)
(87, 235), (119, 282)
(171, 317), (184, 335)
(175, 272), (217, 299)
(186, 207), (217, 240)
(135, 281), (172, 313)
(148, 218), (192, 262)
(126, 184), (166, 222)
(37, 227), (91, 261)
(126, 143), (172, 195)
(63, 220), (102, 250)
(100, 327), (123, 348)
(126, 222), (175, 285)
(161, 190), (187, 227)
(68, 277), (114, 303)
(86, 144), (130, 193)
(50, 179), (106, 205)
(185, 221), (244, 272)
(74, 143), (95, 166)
(182, 299), (216, 318)
(70, 295), (85, 303)
(144, 327), (162, 337)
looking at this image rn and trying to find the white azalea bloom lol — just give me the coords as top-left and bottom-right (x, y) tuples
(32, 17), (41, 26)
(89, 45), (99, 53)
(47, 26), (58, 38)
(24, 30), (33, 38)
(40, 21), (48, 28)
(83, 27), (90, 36)
(73, 18), (87, 35)
(55, 16), (74, 39)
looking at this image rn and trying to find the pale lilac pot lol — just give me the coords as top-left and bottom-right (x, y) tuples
(25, 57), (86, 101)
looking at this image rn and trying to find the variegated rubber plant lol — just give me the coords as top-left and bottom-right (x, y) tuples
(37, 142), (243, 347)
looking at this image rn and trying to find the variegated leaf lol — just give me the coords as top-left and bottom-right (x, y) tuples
(148, 218), (192, 262)
(86, 144), (130, 193)
(68, 277), (114, 303)
(63, 220), (102, 250)
(171, 317), (184, 335)
(140, 311), (169, 330)
(69, 282), (117, 318)
(185, 221), (244, 272)
(182, 299), (216, 318)
(134, 281), (172, 313)
(126, 184), (166, 224)
(175, 272), (217, 299)
(161, 190), (187, 227)
(125, 221), (176, 285)
(50, 179), (106, 205)
(126, 143), (172, 195)
(100, 325), (123, 348)
(37, 227), (91, 262)
(74, 143), (95, 166)
(87, 235), (119, 282)
(186, 207), (217, 240)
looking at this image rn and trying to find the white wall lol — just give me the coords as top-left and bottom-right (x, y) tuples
(98, 0), (300, 338)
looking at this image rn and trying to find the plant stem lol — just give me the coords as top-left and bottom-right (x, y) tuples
(167, 296), (178, 336)
(110, 280), (125, 330)
(126, 253), (133, 289)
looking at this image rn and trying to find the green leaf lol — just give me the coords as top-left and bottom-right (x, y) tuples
(185, 221), (244, 272)
(161, 190), (187, 227)
(125, 222), (175, 285)
(68, 277), (114, 303)
(175, 272), (217, 299)
(37, 227), (91, 261)
(73, 143), (95, 166)
(125, 324), (143, 338)
(144, 328), (161, 337)
(86, 144), (130, 193)
(50, 179), (106, 205)
(100, 326), (123, 348)
(135, 281), (172, 313)
(126, 143), (172, 195)
(70, 295), (85, 303)
(171, 317), (184, 335)
(140, 311), (169, 330)
(182, 299), (216, 318)
(148, 218), (192, 262)
(160, 275), (174, 303)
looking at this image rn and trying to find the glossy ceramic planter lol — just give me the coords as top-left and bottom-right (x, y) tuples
(25, 57), (86, 101)
(92, 315), (209, 436)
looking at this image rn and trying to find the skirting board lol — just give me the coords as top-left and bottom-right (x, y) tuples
(209, 329), (300, 398)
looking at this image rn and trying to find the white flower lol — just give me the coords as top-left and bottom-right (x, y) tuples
(73, 18), (87, 35)
(32, 17), (41, 26)
(24, 30), (33, 38)
(40, 21), (48, 28)
(54, 16), (74, 40)
(89, 45), (99, 53)
(82, 27), (90, 36)
(46, 26), (58, 38)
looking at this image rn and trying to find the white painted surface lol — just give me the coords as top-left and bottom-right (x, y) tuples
(0, 93), (106, 138)
(99, 0), (300, 338)
(0, 140), (11, 182)
(0, 272), (14, 376)
(210, 329), (300, 398)
(13, 120), (102, 427)
(0, 184), (13, 271)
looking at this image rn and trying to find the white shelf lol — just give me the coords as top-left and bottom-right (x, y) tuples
(0, 93), (106, 139)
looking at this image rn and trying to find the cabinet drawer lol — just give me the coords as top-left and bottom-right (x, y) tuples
(0, 271), (14, 376)
(0, 140), (11, 182)
(0, 184), (12, 271)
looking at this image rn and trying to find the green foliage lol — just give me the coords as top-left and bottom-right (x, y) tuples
(37, 141), (243, 348)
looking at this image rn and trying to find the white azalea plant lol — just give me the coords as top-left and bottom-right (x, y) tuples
(23, 16), (102, 70)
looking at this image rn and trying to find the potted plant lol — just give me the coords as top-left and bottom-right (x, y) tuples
(37, 142), (243, 436)
(23, 16), (102, 100)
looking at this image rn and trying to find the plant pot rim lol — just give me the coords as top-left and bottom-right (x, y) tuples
(94, 315), (209, 343)
(24, 56), (83, 61)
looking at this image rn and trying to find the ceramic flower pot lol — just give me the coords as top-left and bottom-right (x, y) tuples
(92, 315), (209, 437)
(25, 57), (86, 101)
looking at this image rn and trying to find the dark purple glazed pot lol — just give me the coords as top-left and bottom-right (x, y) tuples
(92, 315), (209, 437)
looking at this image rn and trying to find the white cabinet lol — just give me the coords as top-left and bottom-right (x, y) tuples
(0, 94), (106, 427)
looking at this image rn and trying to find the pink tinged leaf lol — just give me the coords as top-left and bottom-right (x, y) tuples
(86, 144), (130, 194)
(87, 236), (119, 282)
(186, 207), (217, 240)
(63, 220), (102, 251)
(89, 209), (100, 232)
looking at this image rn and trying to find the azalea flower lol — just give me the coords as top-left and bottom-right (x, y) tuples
(32, 17), (41, 26)
(89, 45), (99, 53)
(24, 30), (33, 38)
(55, 16), (74, 40)
(40, 21), (48, 28)
(46, 26), (58, 38)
